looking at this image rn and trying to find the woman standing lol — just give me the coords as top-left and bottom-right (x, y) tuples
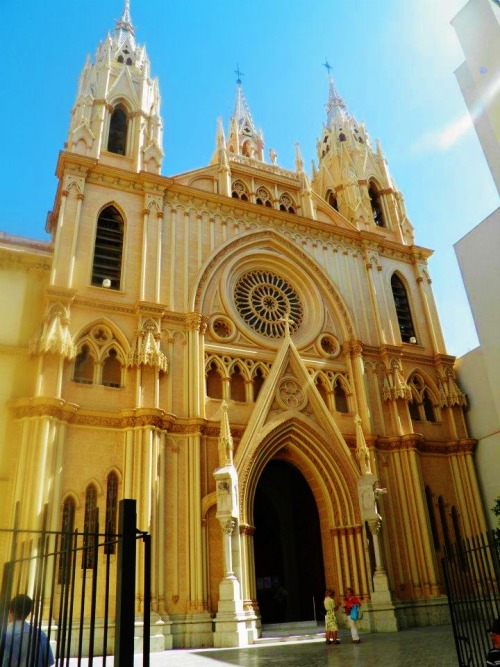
(323, 589), (340, 644)
(343, 587), (362, 644)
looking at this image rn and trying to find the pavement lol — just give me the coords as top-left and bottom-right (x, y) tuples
(146, 624), (460, 667)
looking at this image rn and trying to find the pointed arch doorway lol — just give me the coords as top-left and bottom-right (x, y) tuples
(253, 459), (325, 624)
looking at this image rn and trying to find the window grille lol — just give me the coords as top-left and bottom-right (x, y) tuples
(391, 274), (416, 343)
(91, 206), (124, 289)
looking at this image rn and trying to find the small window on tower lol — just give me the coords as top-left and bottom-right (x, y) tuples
(108, 105), (128, 155)
(327, 190), (338, 211)
(391, 274), (416, 343)
(91, 206), (124, 289)
(368, 182), (385, 227)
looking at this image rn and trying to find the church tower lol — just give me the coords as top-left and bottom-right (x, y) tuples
(312, 68), (414, 245)
(66, 0), (163, 174)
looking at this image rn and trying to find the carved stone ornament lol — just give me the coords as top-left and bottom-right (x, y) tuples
(276, 377), (307, 411)
(127, 319), (168, 372)
(354, 414), (372, 475)
(29, 303), (77, 360)
(220, 517), (237, 535)
(438, 368), (467, 408)
(383, 359), (412, 402)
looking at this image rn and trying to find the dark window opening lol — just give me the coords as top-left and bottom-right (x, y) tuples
(108, 106), (128, 155)
(425, 486), (440, 550)
(438, 496), (452, 555)
(422, 391), (436, 422)
(368, 183), (385, 227)
(102, 348), (121, 387)
(231, 364), (246, 402)
(339, 133), (347, 142)
(91, 206), (124, 289)
(74, 344), (94, 384)
(126, 57), (133, 66)
(316, 380), (329, 407)
(391, 274), (416, 343)
(83, 485), (98, 570)
(253, 368), (265, 401)
(58, 497), (75, 584)
(409, 400), (420, 421)
(327, 190), (338, 211)
(334, 383), (348, 413)
(105, 472), (119, 555)
(206, 362), (223, 399)
(117, 55), (124, 63)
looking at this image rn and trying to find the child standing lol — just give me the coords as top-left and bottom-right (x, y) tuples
(324, 588), (340, 645)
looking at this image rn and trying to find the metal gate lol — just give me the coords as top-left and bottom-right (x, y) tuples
(0, 499), (150, 667)
(443, 529), (500, 667)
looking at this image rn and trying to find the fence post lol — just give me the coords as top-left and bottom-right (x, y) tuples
(114, 500), (137, 667)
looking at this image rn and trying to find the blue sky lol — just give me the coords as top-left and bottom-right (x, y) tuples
(1, 0), (498, 356)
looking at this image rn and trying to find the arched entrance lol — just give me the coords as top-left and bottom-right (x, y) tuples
(253, 459), (325, 624)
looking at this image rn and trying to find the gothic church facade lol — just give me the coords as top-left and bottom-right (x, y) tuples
(0, 1), (487, 649)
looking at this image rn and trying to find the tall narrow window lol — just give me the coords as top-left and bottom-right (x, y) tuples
(102, 348), (121, 387)
(368, 182), (385, 227)
(73, 344), (94, 384)
(391, 274), (416, 343)
(425, 486), (440, 550)
(422, 391), (436, 422)
(327, 190), (338, 211)
(230, 364), (246, 402)
(58, 497), (75, 584)
(105, 472), (119, 555)
(253, 367), (265, 401)
(334, 383), (348, 413)
(91, 206), (124, 289)
(107, 105), (128, 155)
(83, 485), (98, 569)
(315, 378), (329, 408)
(438, 496), (451, 555)
(206, 362), (223, 399)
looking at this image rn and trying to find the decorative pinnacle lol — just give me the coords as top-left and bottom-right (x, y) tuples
(115, 0), (134, 36)
(219, 401), (234, 466)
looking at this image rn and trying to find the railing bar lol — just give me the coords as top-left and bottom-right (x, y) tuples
(88, 511), (100, 667)
(102, 538), (112, 667)
(77, 529), (88, 667)
(65, 529), (79, 667)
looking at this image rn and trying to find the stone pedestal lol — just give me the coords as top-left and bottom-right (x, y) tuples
(368, 572), (398, 632)
(213, 576), (250, 647)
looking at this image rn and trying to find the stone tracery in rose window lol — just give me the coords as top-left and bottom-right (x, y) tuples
(234, 270), (303, 339)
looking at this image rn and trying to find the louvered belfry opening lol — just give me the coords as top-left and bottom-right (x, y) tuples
(91, 206), (124, 289)
(391, 274), (416, 343)
(108, 105), (128, 155)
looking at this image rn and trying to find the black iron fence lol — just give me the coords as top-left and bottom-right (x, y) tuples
(443, 529), (500, 667)
(0, 499), (149, 667)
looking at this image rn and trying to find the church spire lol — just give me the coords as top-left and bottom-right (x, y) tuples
(227, 66), (264, 161)
(311, 61), (415, 244)
(112, 0), (136, 48)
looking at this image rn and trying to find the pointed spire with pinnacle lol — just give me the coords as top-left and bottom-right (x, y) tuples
(355, 415), (372, 476)
(323, 60), (350, 126)
(227, 65), (264, 160)
(113, 0), (135, 43)
(218, 402), (234, 467)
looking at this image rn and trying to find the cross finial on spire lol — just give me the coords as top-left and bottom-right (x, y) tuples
(234, 64), (244, 85)
(279, 314), (294, 338)
(323, 59), (333, 76)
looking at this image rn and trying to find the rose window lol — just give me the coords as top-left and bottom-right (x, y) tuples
(234, 270), (303, 338)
